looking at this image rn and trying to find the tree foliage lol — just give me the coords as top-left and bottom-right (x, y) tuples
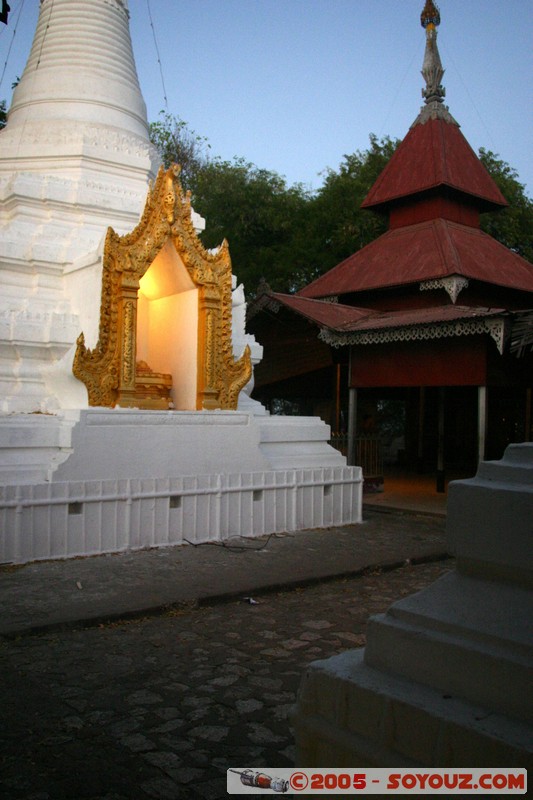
(296, 134), (400, 284)
(479, 148), (533, 263)
(149, 111), (210, 192)
(0, 99), (6, 130)
(191, 157), (311, 292)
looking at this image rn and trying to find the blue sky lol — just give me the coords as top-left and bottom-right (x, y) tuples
(1, 0), (532, 195)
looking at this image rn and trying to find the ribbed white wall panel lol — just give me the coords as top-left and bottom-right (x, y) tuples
(0, 467), (362, 565)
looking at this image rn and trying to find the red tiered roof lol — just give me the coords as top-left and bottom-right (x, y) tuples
(298, 219), (533, 299)
(362, 117), (507, 213)
(266, 292), (505, 336)
(266, 294), (373, 327)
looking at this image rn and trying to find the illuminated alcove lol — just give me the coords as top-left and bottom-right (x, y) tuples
(137, 240), (198, 410)
(73, 165), (251, 411)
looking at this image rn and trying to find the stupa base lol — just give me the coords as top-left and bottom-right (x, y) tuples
(294, 649), (532, 769)
(293, 444), (533, 771)
(0, 408), (362, 564)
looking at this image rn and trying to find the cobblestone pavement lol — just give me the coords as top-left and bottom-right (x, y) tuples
(0, 558), (453, 800)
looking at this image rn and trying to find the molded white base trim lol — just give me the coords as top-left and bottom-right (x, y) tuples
(0, 466), (362, 564)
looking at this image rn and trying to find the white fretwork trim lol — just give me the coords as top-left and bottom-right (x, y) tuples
(245, 294), (280, 322)
(419, 276), (469, 303)
(319, 317), (507, 353)
(263, 298), (281, 314)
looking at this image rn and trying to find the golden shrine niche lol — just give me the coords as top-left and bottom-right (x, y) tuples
(73, 165), (252, 410)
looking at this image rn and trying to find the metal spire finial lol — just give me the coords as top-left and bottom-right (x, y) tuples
(420, 1), (445, 105)
(411, 0), (457, 126)
(421, 0), (441, 29)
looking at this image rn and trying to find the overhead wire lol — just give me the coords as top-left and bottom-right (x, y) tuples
(35, 0), (54, 70)
(377, 42), (421, 140)
(0, 0), (26, 92)
(146, 0), (168, 109)
(440, 41), (497, 152)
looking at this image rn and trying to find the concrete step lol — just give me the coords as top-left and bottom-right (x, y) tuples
(257, 415), (345, 470)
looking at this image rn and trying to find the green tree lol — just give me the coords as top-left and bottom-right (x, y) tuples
(149, 111), (210, 192)
(192, 157), (310, 293)
(148, 111), (311, 293)
(294, 134), (400, 285)
(479, 148), (533, 263)
(148, 113), (400, 294)
(188, 135), (401, 294)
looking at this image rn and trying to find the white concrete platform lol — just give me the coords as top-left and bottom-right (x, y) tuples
(0, 408), (363, 564)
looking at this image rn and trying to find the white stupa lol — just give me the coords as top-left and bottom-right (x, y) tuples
(1, 0), (181, 413)
(0, 0), (362, 564)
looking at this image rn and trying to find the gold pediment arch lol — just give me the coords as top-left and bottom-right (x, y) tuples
(73, 164), (251, 410)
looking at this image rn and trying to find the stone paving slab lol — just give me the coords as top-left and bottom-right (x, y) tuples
(0, 508), (448, 637)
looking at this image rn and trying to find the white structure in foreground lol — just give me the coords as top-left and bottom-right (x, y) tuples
(294, 443), (533, 769)
(0, 0), (362, 563)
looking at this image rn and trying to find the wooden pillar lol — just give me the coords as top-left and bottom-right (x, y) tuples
(417, 386), (425, 473)
(525, 388), (532, 442)
(436, 387), (445, 493)
(347, 387), (357, 467)
(478, 385), (487, 463)
(335, 364), (341, 434)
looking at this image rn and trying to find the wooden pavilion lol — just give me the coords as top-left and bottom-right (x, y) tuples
(248, 1), (533, 490)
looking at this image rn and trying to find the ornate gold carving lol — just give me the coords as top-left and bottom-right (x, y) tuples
(73, 164), (252, 410)
(206, 312), (214, 385)
(122, 301), (135, 384)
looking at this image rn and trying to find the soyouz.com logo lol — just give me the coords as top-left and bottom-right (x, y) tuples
(227, 768), (527, 794)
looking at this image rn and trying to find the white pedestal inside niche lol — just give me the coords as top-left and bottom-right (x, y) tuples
(294, 443), (533, 769)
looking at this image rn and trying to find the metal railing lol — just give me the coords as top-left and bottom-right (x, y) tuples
(330, 433), (348, 457)
(330, 434), (383, 477)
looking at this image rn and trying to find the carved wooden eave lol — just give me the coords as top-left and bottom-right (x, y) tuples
(319, 315), (509, 354)
(73, 164), (252, 410)
(419, 275), (469, 303)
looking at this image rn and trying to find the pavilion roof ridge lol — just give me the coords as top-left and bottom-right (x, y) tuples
(361, 117), (507, 212)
